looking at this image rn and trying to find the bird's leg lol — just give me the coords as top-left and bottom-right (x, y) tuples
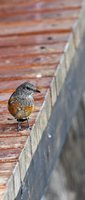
(27, 118), (31, 130)
(17, 119), (22, 131)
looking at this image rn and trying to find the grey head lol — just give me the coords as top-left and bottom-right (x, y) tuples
(15, 82), (40, 96)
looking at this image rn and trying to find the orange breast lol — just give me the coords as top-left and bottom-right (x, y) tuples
(8, 98), (20, 118)
(24, 105), (34, 117)
(8, 97), (34, 119)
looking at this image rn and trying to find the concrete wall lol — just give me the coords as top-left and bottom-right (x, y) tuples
(42, 93), (85, 200)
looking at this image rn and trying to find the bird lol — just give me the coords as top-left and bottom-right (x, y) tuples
(8, 82), (40, 131)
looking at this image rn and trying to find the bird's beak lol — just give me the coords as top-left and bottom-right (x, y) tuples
(35, 89), (40, 93)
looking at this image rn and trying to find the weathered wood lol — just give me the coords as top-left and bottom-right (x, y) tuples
(16, 34), (85, 200)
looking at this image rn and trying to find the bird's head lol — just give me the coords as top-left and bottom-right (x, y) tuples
(16, 82), (40, 95)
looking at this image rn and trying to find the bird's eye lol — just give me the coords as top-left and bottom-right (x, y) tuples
(26, 86), (31, 90)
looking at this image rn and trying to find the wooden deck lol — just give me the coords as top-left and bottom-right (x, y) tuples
(0, 0), (85, 199)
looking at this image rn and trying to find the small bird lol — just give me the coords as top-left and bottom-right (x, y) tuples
(8, 82), (40, 131)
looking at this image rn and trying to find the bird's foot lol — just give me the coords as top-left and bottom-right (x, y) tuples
(26, 125), (32, 131)
(26, 118), (31, 130)
(17, 125), (22, 131)
(17, 120), (22, 131)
